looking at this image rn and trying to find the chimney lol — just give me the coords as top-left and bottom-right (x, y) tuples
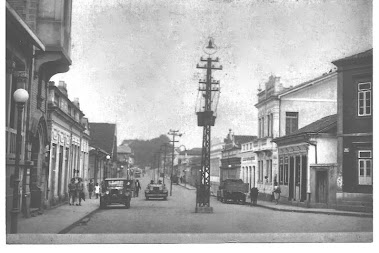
(58, 81), (68, 96)
(73, 97), (80, 108)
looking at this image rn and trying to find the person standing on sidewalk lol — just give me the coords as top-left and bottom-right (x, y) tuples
(76, 178), (85, 206)
(68, 178), (77, 206)
(88, 179), (94, 199)
(273, 181), (281, 205)
(95, 183), (100, 199)
(135, 179), (141, 197)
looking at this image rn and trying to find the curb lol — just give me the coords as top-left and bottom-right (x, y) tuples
(246, 202), (373, 218)
(57, 207), (100, 234)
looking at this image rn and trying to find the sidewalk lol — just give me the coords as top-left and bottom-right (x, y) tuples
(17, 197), (100, 234)
(177, 181), (372, 218)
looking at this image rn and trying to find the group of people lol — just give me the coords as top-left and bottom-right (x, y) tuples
(87, 180), (101, 199)
(68, 177), (85, 206)
(250, 181), (281, 206)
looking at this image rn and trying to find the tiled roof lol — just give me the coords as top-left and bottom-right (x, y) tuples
(291, 114), (337, 135)
(89, 123), (116, 155)
(117, 144), (131, 154)
(234, 135), (257, 144)
(332, 49), (373, 65)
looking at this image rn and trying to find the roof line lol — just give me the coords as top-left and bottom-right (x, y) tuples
(278, 71), (337, 98)
(6, 2), (45, 51)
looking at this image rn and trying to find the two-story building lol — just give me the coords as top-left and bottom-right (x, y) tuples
(332, 49), (373, 212)
(89, 123), (118, 179)
(47, 81), (89, 207)
(254, 72), (337, 200)
(240, 139), (258, 189)
(220, 130), (256, 183)
(6, 0), (72, 229)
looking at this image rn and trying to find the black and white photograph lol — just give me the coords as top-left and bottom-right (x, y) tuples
(3, 0), (374, 244)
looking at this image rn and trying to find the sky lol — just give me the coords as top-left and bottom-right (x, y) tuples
(51, 0), (372, 148)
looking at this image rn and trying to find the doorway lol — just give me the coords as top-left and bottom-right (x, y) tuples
(289, 156), (294, 200)
(316, 171), (328, 203)
(57, 146), (63, 198)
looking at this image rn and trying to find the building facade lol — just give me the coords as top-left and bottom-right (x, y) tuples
(220, 130), (256, 183)
(47, 81), (89, 207)
(240, 140), (257, 189)
(273, 114), (338, 207)
(332, 49), (373, 212)
(254, 72), (337, 200)
(89, 123), (118, 179)
(6, 0), (72, 232)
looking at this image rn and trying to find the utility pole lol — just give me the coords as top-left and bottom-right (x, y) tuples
(155, 151), (161, 183)
(195, 38), (222, 213)
(168, 129), (182, 196)
(160, 143), (169, 185)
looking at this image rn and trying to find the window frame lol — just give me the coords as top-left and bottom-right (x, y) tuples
(358, 150), (372, 185)
(285, 112), (299, 135)
(357, 82), (372, 116)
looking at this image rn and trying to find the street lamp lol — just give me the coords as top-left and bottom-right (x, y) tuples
(105, 155), (111, 179)
(10, 88), (29, 234)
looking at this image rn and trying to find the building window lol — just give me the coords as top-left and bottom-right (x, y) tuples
(286, 112), (298, 135)
(284, 157), (289, 184)
(358, 82), (371, 116)
(279, 157), (283, 184)
(270, 113), (274, 137)
(267, 114), (271, 137)
(258, 118), (261, 138)
(266, 159), (272, 182)
(261, 117), (265, 137)
(358, 150), (372, 185)
(258, 160), (263, 182)
(295, 156), (301, 186)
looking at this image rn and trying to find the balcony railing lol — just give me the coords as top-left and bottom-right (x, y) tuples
(6, 127), (25, 161)
(253, 137), (275, 152)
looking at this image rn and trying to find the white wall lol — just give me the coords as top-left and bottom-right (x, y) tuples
(315, 136), (338, 164)
(279, 74), (337, 136)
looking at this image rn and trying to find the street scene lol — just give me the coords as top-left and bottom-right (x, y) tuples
(5, 0), (373, 244)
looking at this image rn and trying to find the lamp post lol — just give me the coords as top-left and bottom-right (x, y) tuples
(10, 88), (29, 234)
(105, 155), (111, 179)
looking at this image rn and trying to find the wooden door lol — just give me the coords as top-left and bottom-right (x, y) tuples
(316, 171), (328, 203)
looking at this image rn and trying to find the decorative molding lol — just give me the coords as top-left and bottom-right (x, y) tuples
(14, 71), (29, 83)
(6, 60), (16, 74)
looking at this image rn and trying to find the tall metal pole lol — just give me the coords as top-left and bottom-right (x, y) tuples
(195, 38), (222, 212)
(10, 103), (25, 234)
(168, 130), (181, 196)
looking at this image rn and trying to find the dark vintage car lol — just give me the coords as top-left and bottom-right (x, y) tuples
(100, 178), (134, 209)
(145, 182), (168, 200)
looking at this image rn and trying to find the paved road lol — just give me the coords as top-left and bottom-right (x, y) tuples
(67, 170), (372, 234)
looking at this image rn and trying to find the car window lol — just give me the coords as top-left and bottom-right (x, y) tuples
(107, 181), (124, 189)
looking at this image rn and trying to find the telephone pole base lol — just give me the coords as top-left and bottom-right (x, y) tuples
(195, 206), (213, 213)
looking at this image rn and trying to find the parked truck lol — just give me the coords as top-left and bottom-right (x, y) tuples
(217, 179), (249, 204)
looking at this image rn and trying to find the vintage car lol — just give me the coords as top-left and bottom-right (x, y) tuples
(145, 182), (168, 200)
(100, 178), (134, 209)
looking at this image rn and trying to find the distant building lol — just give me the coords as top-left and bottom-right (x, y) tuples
(332, 49), (373, 212)
(117, 144), (135, 178)
(177, 148), (202, 186)
(240, 139), (257, 189)
(210, 138), (224, 196)
(220, 130), (256, 183)
(254, 72), (337, 200)
(46, 81), (89, 207)
(89, 123), (118, 178)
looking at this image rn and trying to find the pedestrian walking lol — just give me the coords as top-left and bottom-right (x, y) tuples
(95, 183), (100, 199)
(68, 178), (77, 206)
(88, 179), (94, 199)
(135, 179), (141, 197)
(250, 187), (259, 206)
(273, 181), (281, 205)
(76, 177), (85, 206)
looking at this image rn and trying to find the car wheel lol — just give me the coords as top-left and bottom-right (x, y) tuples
(146, 197), (149, 200)
(163, 197), (167, 200)
(125, 201), (130, 209)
